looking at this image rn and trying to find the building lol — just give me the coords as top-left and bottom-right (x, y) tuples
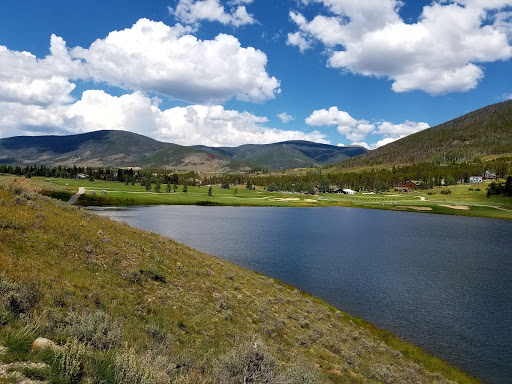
(75, 173), (88, 179)
(400, 180), (423, 192)
(342, 188), (355, 195)
(484, 170), (497, 180)
(469, 176), (483, 183)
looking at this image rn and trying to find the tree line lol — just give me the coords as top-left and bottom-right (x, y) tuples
(1, 156), (511, 194)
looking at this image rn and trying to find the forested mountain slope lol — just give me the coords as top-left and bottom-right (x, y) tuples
(339, 100), (512, 168)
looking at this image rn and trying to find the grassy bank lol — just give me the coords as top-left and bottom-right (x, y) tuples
(21, 175), (512, 220)
(0, 178), (480, 383)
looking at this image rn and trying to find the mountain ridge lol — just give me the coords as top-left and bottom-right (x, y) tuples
(0, 130), (367, 171)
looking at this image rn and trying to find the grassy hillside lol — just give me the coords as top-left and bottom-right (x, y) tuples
(0, 178), (479, 383)
(340, 100), (512, 168)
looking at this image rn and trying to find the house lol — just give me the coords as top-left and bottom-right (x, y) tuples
(75, 173), (88, 179)
(100, 173), (114, 181)
(484, 170), (497, 180)
(400, 180), (423, 192)
(469, 176), (483, 183)
(342, 188), (355, 195)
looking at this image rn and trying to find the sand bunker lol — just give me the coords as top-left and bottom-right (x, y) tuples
(273, 198), (300, 201)
(397, 206), (433, 211)
(303, 199), (317, 202)
(439, 204), (470, 210)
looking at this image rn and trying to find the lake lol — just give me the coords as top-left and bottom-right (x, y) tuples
(92, 205), (512, 383)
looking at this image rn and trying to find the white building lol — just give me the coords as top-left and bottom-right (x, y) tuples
(342, 188), (356, 195)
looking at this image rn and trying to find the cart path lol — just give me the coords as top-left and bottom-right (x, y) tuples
(68, 187), (85, 204)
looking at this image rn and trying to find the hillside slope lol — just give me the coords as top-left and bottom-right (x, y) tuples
(339, 100), (512, 168)
(0, 178), (479, 384)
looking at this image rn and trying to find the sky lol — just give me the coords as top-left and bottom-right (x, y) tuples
(0, 0), (511, 149)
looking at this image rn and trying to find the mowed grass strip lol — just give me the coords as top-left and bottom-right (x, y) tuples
(0, 178), (481, 383)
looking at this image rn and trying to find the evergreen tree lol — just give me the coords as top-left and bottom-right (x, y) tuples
(208, 186), (212, 196)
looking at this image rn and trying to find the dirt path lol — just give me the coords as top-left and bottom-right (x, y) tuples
(67, 187), (85, 205)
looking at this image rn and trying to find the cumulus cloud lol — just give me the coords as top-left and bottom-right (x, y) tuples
(289, 0), (512, 94)
(170, 0), (255, 27)
(0, 19), (280, 107)
(0, 35), (82, 106)
(286, 31), (311, 52)
(306, 106), (429, 147)
(277, 112), (295, 123)
(71, 18), (279, 103)
(0, 90), (328, 147)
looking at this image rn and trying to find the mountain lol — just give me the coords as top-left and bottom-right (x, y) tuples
(196, 140), (368, 170)
(0, 130), (367, 171)
(338, 100), (512, 168)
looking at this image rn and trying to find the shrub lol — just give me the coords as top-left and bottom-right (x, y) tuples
(114, 348), (154, 384)
(215, 336), (278, 383)
(140, 269), (166, 283)
(440, 189), (452, 195)
(0, 277), (41, 318)
(63, 310), (123, 349)
(52, 340), (88, 384)
(282, 361), (321, 384)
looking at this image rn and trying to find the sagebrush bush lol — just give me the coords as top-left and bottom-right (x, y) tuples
(62, 310), (123, 349)
(52, 339), (88, 384)
(114, 348), (155, 384)
(282, 361), (320, 384)
(215, 336), (278, 383)
(0, 276), (41, 318)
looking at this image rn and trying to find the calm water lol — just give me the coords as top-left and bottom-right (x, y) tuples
(92, 206), (512, 383)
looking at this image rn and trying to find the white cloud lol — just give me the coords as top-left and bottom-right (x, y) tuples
(277, 112), (295, 123)
(0, 90), (328, 147)
(170, 0), (255, 27)
(350, 142), (371, 150)
(306, 106), (374, 141)
(505, 93), (512, 100)
(376, 121), (431, 137)
(286, 31), (311, 52)
(71, 18), (279, 103)
(289, 1), (512, 94)
(0, 35), (82, 106)
(306, 106), (429, 146)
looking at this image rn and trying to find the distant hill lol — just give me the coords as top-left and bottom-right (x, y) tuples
(338, 100), (512, 168)
(0, 130), (366, 171)
(196, 140), (367, 170)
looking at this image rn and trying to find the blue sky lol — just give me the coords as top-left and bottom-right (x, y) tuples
(0, 0), (511, 149)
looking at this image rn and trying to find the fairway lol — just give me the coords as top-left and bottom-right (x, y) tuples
(32, 176), (512, 220)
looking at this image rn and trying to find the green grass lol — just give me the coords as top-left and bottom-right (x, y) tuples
(33, 176), (512, 220)
(0, 178), (481, 383)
